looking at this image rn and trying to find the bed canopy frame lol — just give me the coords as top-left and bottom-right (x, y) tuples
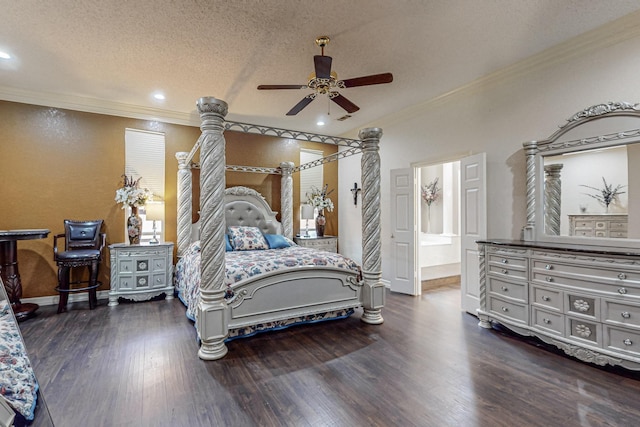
(176, 96), (384, 360)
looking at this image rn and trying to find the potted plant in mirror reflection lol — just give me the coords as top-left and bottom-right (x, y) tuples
(580, 177), (626, 213)
(421, 178), (441, 232)
(115, 175), (153, 244)
(306, 184), (334, 237)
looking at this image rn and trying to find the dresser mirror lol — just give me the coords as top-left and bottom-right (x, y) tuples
(525, 102), (640, 248)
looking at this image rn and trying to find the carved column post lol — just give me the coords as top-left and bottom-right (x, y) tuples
(196, 97), (229, 360)
(280, 161), (294, 239)
(359, 127), (384, 325)
(176, 152), (192, 258)
(476, 242), (491, 328)
(544, 163), (563, 236)
(522, 141), (538, 241)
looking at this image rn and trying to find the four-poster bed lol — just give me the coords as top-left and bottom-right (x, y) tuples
(175, 97), (384, 360)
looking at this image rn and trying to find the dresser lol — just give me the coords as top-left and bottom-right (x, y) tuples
(568, 214), (628, 238)
(108, 242), (174, 306)
(293, 235), (338, 253)
(478, 240), (640, 370)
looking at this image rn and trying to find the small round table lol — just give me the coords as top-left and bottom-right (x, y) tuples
(0, 229), (50, 320)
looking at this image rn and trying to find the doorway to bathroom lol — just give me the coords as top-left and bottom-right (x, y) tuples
(418, 160), (461, 290)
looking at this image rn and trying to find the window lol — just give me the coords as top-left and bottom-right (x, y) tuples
(125, 128), (165, 243)
(300, 149), (323, 231)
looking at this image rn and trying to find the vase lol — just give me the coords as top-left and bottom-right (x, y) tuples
(128, 206), (143, 245)
(315, 210), (326, 237)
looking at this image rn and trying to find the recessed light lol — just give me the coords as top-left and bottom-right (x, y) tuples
(0, 51), (11, 60)
(153, 93), (165, 100)
(316, 121), (325, 126)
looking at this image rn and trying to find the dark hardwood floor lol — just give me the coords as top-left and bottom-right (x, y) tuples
(19, 287), (640, 427)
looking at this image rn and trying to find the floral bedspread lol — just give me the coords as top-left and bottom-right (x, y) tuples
(174, 241), (361, 321)
(0, 299), (38, 421)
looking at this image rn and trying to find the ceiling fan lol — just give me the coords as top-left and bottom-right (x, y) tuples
(257, 36), (393, 116)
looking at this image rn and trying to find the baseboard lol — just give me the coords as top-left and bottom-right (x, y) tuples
(21, 290), (111, 307)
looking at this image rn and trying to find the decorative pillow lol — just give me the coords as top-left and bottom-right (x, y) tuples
(227, 226), (269, 251)
(225, 234), (232, 252)
(263, 233), (291, 249)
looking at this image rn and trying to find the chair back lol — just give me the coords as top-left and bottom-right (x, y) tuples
(63, 219), (104, 251)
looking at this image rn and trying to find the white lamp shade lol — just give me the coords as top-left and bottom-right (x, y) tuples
(145, 202), (164, 221)
(301, 204), (315, 219)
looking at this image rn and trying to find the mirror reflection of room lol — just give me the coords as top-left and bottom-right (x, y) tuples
(544, 142), (640, 239)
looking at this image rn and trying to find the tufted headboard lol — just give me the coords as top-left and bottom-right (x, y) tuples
(191, 186), (282, 241)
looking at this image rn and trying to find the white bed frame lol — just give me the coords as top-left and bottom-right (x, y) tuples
(176, 97), (385, 360)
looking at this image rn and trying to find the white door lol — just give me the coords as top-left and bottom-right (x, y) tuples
(390, 168), (419, 295)
(460, 153), (487, 314)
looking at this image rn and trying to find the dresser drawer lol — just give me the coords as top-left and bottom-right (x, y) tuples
(530, 284), (563, 312)
(573, 229), (594, 237)
(532, 259), (640, 284)
(532, 271), (640, 300)
(532, 307), (564, 335)
(488, 264), (527, 280)
(151, 257), (167, 273)
(604, 326), (640, 357)
(609, 222), (628, 231)
(566, 317), (601, 346)
(488, 277), (527, 303)
(488, 297), (528, 325)
(603, 299), (640, 328)
(566, 293), (599, 320)
(610, 231), (628, 238)
(488, 253), (527, 269)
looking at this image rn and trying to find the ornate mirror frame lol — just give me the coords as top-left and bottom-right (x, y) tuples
(523, 101), (640, 248)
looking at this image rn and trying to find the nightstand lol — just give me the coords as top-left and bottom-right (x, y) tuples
(108, 242), (174, 306)
(293, 235), (338, 253)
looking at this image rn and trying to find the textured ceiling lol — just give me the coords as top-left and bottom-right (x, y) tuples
(2, 1), (640, 135)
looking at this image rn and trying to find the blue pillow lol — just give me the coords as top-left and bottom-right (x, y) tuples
(263, 233), (291, 249)
(225, 234), (232, 251)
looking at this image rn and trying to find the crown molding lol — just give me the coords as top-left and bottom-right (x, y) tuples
(0, 85), (200, 126)
(359, 10), (640, 131)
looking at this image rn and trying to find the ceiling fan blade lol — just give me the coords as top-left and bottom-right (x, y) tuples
(258, 84), (307, 90)
(331, 94), (360, 113)
(314, 55), (333, 79)
(286, 95), (315, 116)
(341, 72), (393, 88)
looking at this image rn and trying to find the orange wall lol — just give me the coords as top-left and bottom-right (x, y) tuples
(0, 100), (338, 298)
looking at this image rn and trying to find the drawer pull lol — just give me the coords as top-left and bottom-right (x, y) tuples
(543, 318), (551, 324)
(623, 339), (633, 346)
(156, 278), (162, 283)
(618, 273), (627, 280)
(501, 306), (509, 312)
(545, 264), (552, 270)
(501, 286), (508, 292)
(502, 269), (508, 275)
(618, 287), (628, 295)
(545, 277), (554, 282)
(124, 265), (129, 271)
(622, 312), (631, 319)
(501, 259), (508, 264)
(541, 296), (550, 302)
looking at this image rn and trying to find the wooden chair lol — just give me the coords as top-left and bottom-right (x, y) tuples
(53, 219), (106, 313)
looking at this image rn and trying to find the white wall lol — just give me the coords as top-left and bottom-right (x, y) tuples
(339, 20), (640, 281)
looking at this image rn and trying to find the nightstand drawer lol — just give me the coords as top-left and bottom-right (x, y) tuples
(293, 236), (338, 253)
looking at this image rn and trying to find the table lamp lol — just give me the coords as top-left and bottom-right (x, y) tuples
(301, 204), (314, 237)
(145, 202), (164, 244)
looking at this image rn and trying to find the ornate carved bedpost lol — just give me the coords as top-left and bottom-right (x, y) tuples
(544, 164), (563, 236)
(196, 97), (229, 360)
(522, 141), (538, 241)
(359, 127), (384, 324)
(476, 242), (490, 328)
(176, 152), (192, 258)
(280, 161), (294, 239)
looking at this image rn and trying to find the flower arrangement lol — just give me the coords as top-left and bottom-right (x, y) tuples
(421, 178), (441, 207)
(580, 177), (626, 210)
(306, 184), (334, 213)
(115, 175), (153, 208)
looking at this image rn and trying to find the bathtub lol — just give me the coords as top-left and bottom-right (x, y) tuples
(419, 233), (460, 268)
